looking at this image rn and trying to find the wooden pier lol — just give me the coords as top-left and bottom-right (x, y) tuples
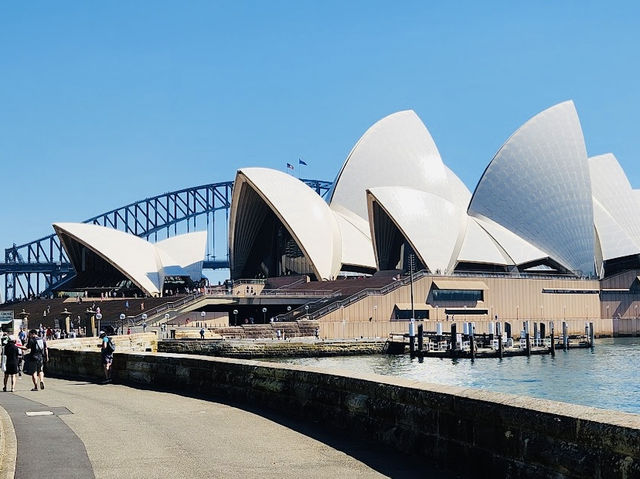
(386, 320), (594, 359)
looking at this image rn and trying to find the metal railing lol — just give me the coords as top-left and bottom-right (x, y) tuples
(273, 270), (430, 322)
(129, 293), (204, 325)
(308, 270), (431, 321)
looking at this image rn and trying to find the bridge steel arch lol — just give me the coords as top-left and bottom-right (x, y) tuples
(2, 178), (332, 302)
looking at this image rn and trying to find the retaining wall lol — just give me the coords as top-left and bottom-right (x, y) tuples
(158, 339), (385, 358)
(45, 346), (640, 478)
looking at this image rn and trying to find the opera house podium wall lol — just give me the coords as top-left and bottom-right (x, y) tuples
(310, 273), (621, 339)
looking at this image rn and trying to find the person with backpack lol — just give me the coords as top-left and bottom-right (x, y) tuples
(99, 331), (115, 383)
(24, 329), (48, 391)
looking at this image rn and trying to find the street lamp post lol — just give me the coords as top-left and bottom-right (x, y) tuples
(119, 313), (125, 335)
(262, 307), (267, 324)
(304, 305), (309, 320)
(232, 309), (238, 326)
(408, 253), (415, 321)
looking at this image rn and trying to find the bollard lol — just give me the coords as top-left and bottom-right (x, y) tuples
(451, 323), (457, 351)
(585, 322), (589, 343)
(589, 321), (595, 348)
(409, 319), (415, 357)
(417, 324), (424, 352)
(562, 321), (568, 351)
(550, 321), (555, 357)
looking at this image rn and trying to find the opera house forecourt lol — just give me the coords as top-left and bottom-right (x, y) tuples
(227, 101), (640, 336)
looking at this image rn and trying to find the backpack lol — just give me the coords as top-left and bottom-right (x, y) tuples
(105, 337), (116, 354)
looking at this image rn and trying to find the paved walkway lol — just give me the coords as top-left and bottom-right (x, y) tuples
(0, 377), (452, 478)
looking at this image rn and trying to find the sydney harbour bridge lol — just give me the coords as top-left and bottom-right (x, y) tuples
(1, 178), (332, 302)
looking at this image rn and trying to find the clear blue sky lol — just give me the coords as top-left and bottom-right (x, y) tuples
(1, 1), (639, 274)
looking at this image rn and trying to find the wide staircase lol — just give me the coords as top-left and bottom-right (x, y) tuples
(3, 296), (181, 329)
(271, 270), (406, 321)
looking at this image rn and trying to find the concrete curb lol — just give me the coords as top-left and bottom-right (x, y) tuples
(0, 405), (16, 479)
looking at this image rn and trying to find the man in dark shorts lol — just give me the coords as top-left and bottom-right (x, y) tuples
(99, 331), (114, 383)
(25, 329), (48, 391)
(3, 336), (23, 392)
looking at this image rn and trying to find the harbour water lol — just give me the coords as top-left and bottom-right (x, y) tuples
(275, 337), (640, 414)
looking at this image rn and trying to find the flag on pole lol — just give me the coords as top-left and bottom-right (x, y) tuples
(298, 158), (307, 166)
(286, 163), (294, 170)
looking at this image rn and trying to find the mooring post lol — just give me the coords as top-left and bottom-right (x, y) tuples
(562, 321), (568, 351)
(409, 319), (415, 358)
(525, 323), (531, 357)
(417, 323), (424, 352)
(496, 321), (503, 358)
(451, 323), (457, 351)
(550, 321), (555, 357)
(589, 321), (595, 348)
(533, 322), (539, 347)
(469, 324), (476, 361)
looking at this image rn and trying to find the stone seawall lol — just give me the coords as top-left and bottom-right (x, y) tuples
(45, 346), (640, 478)
(158, 339), (385, 358)
(49, 333), (158, 352)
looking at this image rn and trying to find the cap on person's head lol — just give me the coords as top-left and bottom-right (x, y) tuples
(99, 331), (106, 338)
(8, 335), (15, 342)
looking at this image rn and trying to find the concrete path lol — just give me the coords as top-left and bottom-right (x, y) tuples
(0, 377), (453, 479)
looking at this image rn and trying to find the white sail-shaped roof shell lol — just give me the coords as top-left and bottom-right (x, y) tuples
(589, 153), (640, 259)
(471, 216), (550, 266)
(156, 231), (207, 282)
(367, 187), (467, 274)
(53, 223), (205, 296)
(330, 204), (376, 270)
(457, 218), (511, 266)
(468, 101), (595, 275)
(329, 110), (451, 221)
(592, 199), (639, 261)
(229, 168), (342, 280)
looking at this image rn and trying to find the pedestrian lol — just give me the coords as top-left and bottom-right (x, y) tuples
(24, 329), (48, 391)
(99, 331), (115, 383)
(3, 336), (24, 392)
(199, 327), (205, 339)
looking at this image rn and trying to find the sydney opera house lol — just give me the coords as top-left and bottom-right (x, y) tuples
(229, 101), (639, 282)
(46, 100), (640, 333)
